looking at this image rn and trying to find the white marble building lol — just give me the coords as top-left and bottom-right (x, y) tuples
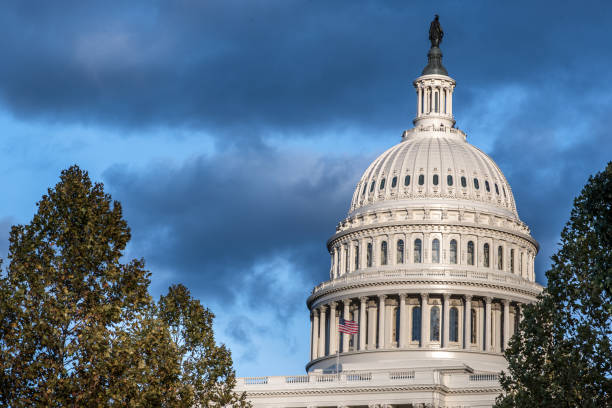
(236, 24), (542, 408)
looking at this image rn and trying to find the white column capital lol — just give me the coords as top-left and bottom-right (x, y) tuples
(464, 294), (473, 301)
(360, 296), (369, 303)
(502, 298), (510, 306)
(342, 298), (352, 307)
(399, 293), (407, 300)
(484, 296), (493, 304)
(443, 293), (451, 300)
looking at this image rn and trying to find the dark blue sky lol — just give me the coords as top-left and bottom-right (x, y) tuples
(0, 1), (610, 376)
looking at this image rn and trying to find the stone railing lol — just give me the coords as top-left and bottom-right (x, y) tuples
(237, 368), (500, 392)
(311, 266), (541, 295)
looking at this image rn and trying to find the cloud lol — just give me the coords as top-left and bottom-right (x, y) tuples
(103, 145), (369, 309)
(0, 1), (610, 142)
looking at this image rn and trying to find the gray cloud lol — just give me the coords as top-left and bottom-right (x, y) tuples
(0, 1), (610, 141)
(104, 146), (369, 310)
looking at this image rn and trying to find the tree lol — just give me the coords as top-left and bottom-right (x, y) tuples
(0, 165), (249, 407)
(496, 162), (612, 407)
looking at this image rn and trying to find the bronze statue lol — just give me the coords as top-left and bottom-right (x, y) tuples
(429, 14), (443, 48)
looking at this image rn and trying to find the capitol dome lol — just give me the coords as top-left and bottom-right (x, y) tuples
(349, 129), (518, 220)
(237, 16), (543, 408)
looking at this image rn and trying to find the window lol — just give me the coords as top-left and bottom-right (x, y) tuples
(467, 241), (474, 265)
(450, 307), (459, 342)
(414, 239), (422, 263)
(511, 249), (515, 273)
(484, 243), (490, 267)
(503, 186), (507, 198)
(430, 306), (440, 341)
(461, 176), (467, 187)
(397, 239), (404, 264)
(473, 178), (480, 189)
(391, 176), (397, 188)
(380, 178), (385, 190)
(447, 175), (453, 186)
(362, 184), (367, 195)
(418, 174), (425, 185)
(381, 241), (388, 265)
(412, 307), (421, 341)
(471, 309), (477, 343)
(370, 181), (375, 192)
(345, 246), (349, 273)
(367, 243), (372, 267)
(404, 175), (411, 186)
(498, 246), (504, 270)
(354, 245), (359, 270)
(432, 239), (440, 263)
(485, 180), (490, 192)
(433, 174), (439, 185)
(450, 239), (458, 264)
(495, 183), (500, 195)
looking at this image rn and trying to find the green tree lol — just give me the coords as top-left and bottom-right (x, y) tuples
(0, 165), (249, 407)
(496, 162), (612, 407)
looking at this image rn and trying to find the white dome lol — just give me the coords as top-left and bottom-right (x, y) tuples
(349, 126), (518, 220)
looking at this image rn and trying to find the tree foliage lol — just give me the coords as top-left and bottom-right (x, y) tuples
(0, 165), (249, 407)
(496, 162), (612, 407)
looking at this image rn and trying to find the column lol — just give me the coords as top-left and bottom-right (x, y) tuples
(417, 86), (422, 116)
(359, 297), (367, 350)
(329, 302), (337, 354)
(485, 297), (492, 352)
(503, 299), (510, 351)
(318, 306), (326, 357)
(443, 294), (450, 348)
(378, 294), (386, 349)
(311, 310), (319, 360)
(339, 246), (345, 276)
(518, 303), (524, 323)
(420, 293), (428, 347)
(399, 293), (407, 348)
(464, 295), (472, 349)
(342, 299), (351, 353)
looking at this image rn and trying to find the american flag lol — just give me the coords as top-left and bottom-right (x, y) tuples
(338, 318), (358, 334)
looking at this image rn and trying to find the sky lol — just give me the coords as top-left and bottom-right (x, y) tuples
(0, 0), (611, 377)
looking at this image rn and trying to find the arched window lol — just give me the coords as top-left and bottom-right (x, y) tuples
(418, 174), (425, 185)
(381, 241), (388, 265)
(362, 184), (367, 195)
(412, 307), (421, 341)
(467, 241), (475, 265)
(370, 181), (375, 192)
(414, 239), (422, 263)
(397, 239), (404, 264)
(354, 245), (359, 270)
(474, 178), (480, 190)
(510, 249), (515, 273)
(470, 309), (477, 343)
(450, 307), (459, 342)
(447, 175), (453, 186)
(380, 178), (385, 190)
(433, 174), (439, 185)
(485, 180), (490, 192)
(495, 183), (500, 195)
(461, 176), (467, 187)
(405, 175), (411, 186)
(367, 243), (372, 267)
(430, 306), (440, 341)
(393, 307), (400, 344)
(391, 176), (397, 188)
(432, 239), (440, 263)
(498, 246), (504, 270)
(484, 243), (490, 267)
(450, 239), (458, 264)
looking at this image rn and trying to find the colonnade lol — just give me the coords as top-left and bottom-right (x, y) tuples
(416, 82), (454, 117)
(310, 293), (522, 361)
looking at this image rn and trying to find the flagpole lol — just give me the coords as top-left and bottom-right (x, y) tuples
(336, 330), (340, 380)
